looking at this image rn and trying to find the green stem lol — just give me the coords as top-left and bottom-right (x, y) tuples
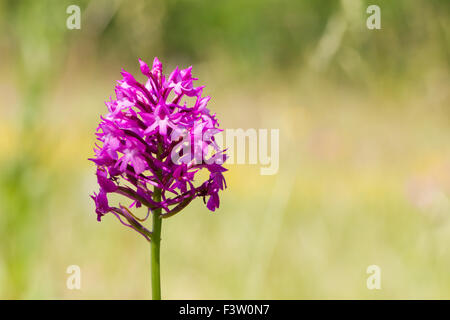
(151, 186), (162, 300)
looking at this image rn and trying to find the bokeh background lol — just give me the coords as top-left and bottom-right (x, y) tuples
(0, 0), (449, 299)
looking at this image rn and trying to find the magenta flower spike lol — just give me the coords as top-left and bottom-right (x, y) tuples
(89, 58), (227, 299)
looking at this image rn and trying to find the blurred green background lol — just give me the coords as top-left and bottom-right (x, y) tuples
(0, 0), (449, 299)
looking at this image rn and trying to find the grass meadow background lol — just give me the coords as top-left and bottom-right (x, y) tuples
(0, 0), (449, 299)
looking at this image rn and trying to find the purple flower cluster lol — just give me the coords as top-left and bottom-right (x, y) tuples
(90, 58), (227, 240)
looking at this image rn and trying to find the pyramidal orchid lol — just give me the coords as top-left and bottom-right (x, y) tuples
(89, 57), (227, 299)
